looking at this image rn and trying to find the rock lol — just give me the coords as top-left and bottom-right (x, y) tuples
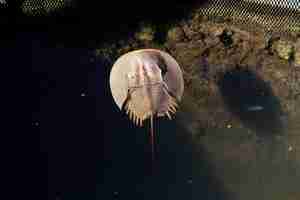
(167, 26), (185, 42)
(208, 25), (225, 37)
(272, 40), (293, 60)
(294, 39), (300, 66)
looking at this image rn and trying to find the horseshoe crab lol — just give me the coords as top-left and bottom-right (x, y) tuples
(109, 49), (184, 160)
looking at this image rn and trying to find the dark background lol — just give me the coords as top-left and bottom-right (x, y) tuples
(14, 0), (209, 199)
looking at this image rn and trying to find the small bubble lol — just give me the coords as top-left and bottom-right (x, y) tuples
(187, 178), (193, 184)
(113, 191), (119, 196)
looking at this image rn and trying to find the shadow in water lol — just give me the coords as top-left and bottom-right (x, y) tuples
(217, 66), (286, 138)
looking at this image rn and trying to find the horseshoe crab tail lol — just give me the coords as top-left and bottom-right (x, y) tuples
(150, 114), (155, 162)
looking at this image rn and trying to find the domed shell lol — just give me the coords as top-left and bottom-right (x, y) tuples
(109, 49), (184, 111)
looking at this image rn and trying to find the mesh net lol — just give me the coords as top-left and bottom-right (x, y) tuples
(21, 0), (66, 15)
(19, 0), (300, 37)
(196, 0), (300, 37)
